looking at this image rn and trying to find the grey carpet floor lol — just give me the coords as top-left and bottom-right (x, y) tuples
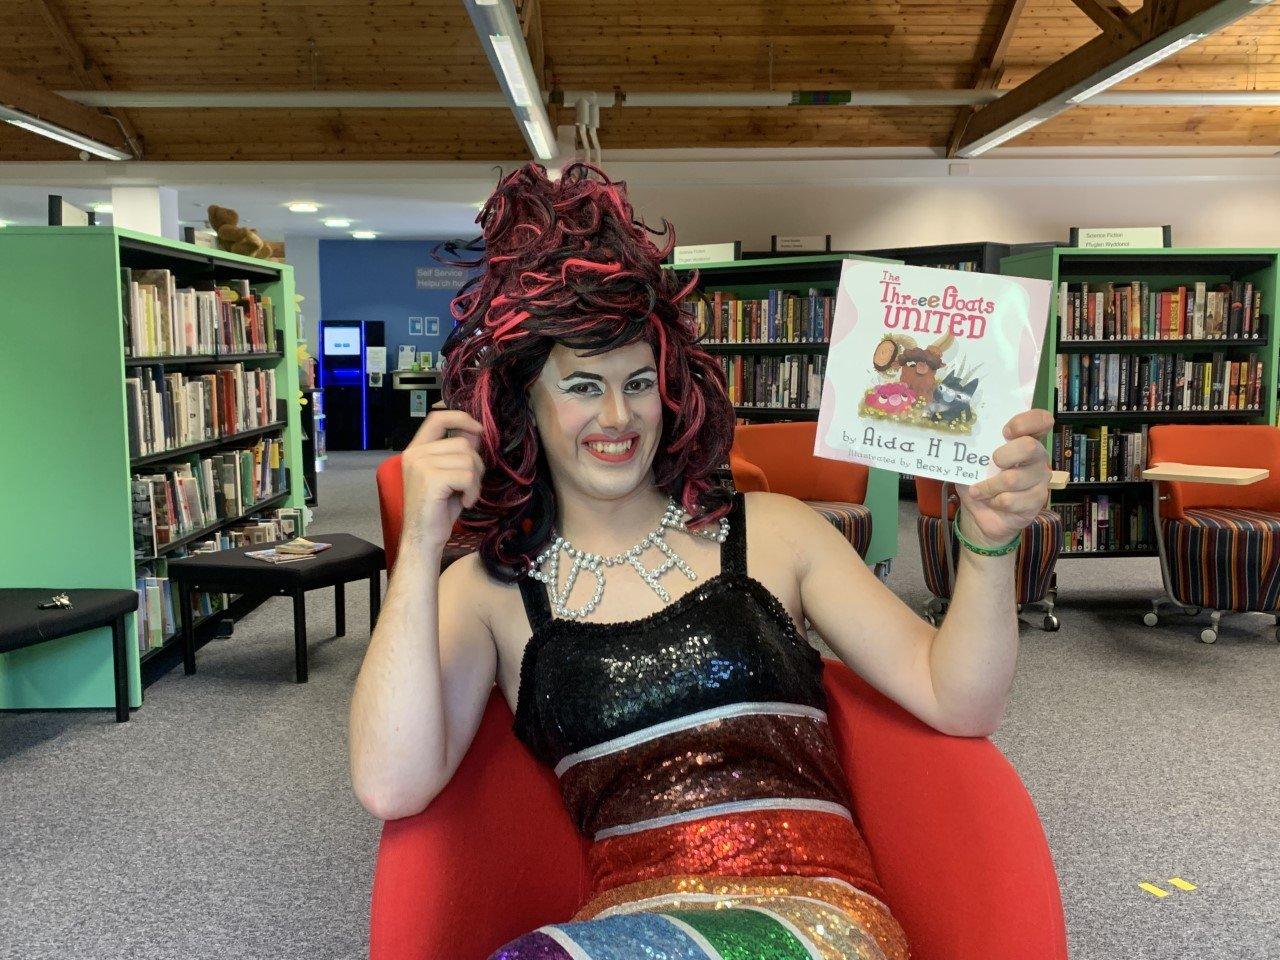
(2, 450), (1277, 959)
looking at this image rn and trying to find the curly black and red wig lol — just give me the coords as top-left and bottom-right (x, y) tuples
(435, 160), (735, 582)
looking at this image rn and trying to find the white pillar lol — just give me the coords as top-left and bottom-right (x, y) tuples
(109, 186), (180, 240)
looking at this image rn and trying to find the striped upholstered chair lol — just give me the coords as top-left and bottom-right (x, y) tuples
(729, 420), (883, 577)
(915, 477), (1063, 631)
(1145, 424), (1280, 644)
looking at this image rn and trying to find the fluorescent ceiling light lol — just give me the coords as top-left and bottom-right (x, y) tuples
(1068, 33), (1207, 104)
(961, 116), (1048, 157)
(0, 105), (131, 160)
(489, 35), (533, 108)
(351, 230), (378, 239)
(472, 0), (501, 5)
(466, 0), (557, 163)
(323, 218), (352, 228)
(0, 220), (10, 228)
(524, 118), (553, 160)
(287, 200), (320, 213)
(92, 202), (113, 214)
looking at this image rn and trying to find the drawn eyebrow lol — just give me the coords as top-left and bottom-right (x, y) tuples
(562, 366), (657, 382)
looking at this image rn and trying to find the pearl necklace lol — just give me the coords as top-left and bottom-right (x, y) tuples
(527, 497), (730, 620)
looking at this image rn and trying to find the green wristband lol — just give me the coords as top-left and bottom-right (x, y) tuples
(952, 514), (1021, 557)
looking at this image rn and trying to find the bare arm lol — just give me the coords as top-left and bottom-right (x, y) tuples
(790, 410), (1054, 737)
(933, 409), (1055, 733)
(348, 409), (497, 820)
(786, 495), (961, 733)
(349, 539), (496, 820)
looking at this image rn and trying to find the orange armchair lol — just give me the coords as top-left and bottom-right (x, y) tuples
(1144, 424), (1280, 643)
(730, 420), (891, 578)
(914, 477), (1063, 632)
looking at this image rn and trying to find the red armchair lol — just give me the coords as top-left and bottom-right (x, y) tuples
(369, 454), (1068, 960)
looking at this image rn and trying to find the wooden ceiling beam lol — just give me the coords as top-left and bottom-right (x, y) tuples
(1146, 0), (1185, 34)
(945, 0), (1027, 158)
(27, 0), (142, 157)
(0, 63), (130, 154)
(1071, 0), (1144, 42)
(956, 0), (1268, 156)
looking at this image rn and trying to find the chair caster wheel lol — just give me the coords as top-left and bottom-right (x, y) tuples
(923, 613), (939, 627)
(1189, 607), (1202, 616)
(1199, 627), (1218, 644)
(1043, 615), (1060, 632)
(1143, 612), (1159, 627)
(1016, 603), (1023, 613)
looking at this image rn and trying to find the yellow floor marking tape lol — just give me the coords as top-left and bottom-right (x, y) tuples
(1168, 878), (1197, 891)
(1139, 882), (1170, 898)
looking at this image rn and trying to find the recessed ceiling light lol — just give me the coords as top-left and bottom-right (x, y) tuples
(287, 201), (320, 213)
(324, 218), (352, 228)
(0, 220), (10, 228)
(92, 202), (113, 214)
(351, 230), (378, 239)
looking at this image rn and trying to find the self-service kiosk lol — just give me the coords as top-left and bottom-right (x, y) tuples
(320, 320), (389, 450)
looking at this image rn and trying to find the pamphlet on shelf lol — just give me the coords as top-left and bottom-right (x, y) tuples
(814, 259), (1052, 484)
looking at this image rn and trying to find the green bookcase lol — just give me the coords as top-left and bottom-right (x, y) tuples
(0, 226), (305, 712)
(666, 252), (901, 568)
(1000, 246), (1279, 557)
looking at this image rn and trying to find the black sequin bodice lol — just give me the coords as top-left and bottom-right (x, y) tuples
(512, 492), (826, 767)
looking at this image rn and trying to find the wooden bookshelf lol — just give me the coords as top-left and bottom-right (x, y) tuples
(666, 252), (900, 569)
(0, 227), (305, 714)
(1001, 246), (1279, 559)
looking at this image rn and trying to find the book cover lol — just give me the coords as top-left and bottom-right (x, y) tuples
(814, 260), (1052, 484)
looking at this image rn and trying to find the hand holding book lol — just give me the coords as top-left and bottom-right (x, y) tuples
(813, 260), (1053, 486)
(952, 408), (1055, 547)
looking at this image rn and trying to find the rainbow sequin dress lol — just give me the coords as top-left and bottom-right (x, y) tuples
(493, 492), (910, 960)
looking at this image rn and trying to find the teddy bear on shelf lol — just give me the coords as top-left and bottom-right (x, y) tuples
(206, 204), (286, 261)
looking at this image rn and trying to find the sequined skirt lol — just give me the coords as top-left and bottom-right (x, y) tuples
(488, 874), (910, 960)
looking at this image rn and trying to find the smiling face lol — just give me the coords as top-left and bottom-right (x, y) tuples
(527, 340), (664, 503)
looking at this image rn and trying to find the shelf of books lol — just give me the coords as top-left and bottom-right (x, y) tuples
(0, 226), (307, 714)
(666, 252), (900, 568)
(1000, 247), (1278, 559)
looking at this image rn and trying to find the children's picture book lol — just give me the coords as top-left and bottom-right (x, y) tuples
(814, 259), (1052, 484)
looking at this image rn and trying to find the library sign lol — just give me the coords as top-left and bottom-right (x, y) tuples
(1069, 225), (1172, 249)
(415, 266), (468, 290)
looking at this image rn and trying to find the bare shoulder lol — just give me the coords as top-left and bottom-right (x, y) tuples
(742, 489), (808, 521)
(741, 490), (817, 575)
(742, 489), (819, 535)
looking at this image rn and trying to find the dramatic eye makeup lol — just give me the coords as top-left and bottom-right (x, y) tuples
(557, 366), (657, 396)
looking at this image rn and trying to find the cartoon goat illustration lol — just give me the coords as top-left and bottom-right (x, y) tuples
(924, 358), (982, 425)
